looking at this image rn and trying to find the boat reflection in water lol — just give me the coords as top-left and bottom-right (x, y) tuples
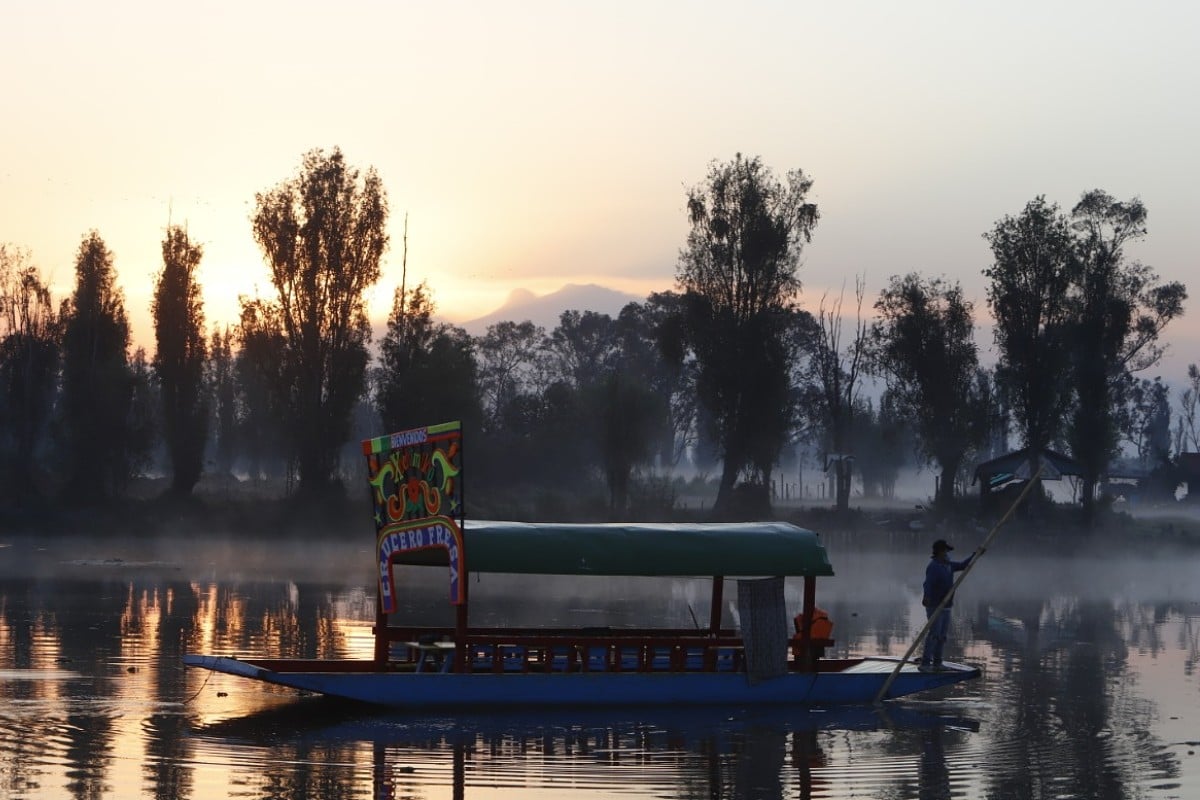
(191, 698), (980, 799)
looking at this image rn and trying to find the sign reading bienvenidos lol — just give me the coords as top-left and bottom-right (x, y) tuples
(362, 421), (465, 610)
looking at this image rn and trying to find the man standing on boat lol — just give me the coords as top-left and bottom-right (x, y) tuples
(920, 539), (972, 672)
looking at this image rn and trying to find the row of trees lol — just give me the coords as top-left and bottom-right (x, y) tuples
(667, 158), (1187, 518)
(985, 193), (1186, 517)
(0, 149), (1189, 522)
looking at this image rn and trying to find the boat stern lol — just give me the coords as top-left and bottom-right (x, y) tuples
(834, 656), (980, 702)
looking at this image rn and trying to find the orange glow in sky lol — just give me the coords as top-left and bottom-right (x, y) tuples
(3, 2), (1198, 376)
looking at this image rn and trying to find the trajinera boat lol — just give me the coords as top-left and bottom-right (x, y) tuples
(184, 421), (979, 707)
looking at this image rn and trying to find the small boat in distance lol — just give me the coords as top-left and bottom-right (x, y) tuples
(184, 421), (979, 708)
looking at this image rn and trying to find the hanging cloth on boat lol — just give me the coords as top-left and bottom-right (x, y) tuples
(736, 577), (788, 684)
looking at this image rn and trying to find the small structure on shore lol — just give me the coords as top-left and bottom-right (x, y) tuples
(1177, 453), (1200, 504)
(973, 448), (1083, 511)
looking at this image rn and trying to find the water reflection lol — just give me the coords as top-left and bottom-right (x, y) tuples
(0, 536), (1197, 798)
(981, 594), (1187, 800)
(191, 700), (977, 800)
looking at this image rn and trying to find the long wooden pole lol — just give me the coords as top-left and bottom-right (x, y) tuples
(873, 465), (1044, 705)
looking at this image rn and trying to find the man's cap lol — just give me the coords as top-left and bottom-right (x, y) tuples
(932, 539), (953, 552)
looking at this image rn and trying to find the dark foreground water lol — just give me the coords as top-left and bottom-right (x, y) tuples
(1, 530), (1198, 800)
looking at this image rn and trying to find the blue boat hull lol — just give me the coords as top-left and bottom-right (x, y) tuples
(182, 655), (978, 707)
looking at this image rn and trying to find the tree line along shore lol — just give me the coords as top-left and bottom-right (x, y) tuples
(0, 150), (1193, 531)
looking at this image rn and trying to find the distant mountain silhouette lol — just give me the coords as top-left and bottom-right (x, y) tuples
(460, 283), (644, 335)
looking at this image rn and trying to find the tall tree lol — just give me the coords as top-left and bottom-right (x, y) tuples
(871, 274), (987, 510)
(236, 298), (289, 484)
(545, 307), (674, 516)
(60, 231), (134, 503)
(152, 225), (208, 495)
(1065, 191), (1186, 518)
(983, 197), (1077, 473)
(249, 147), (388, 495)
(639, 291), (696, 468)
(613, 299), (688, 482)
(973, 367), (1010, 464)
(207, 326), (238, 482)
(375, 282), (481, 434)
(546, 310), (620, 387)
(853, 390), (907, 501)
(800, 282), (868, 513)
(1122, 376), (1171, 467)
(593, 369), (662, 516)
(674, 154), (819, 518)
(475, 320), (547, 432)
(126, 346), (158, 483)
(1177, 364), (1200, 456)
(0, 245), (61, 503)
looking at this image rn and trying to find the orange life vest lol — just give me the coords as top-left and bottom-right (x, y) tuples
(793, 607), (833, 640)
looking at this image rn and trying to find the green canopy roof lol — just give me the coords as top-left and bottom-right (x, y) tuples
(392, 520), (834, 578)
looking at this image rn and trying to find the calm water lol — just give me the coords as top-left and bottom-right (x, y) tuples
(1, 530), (1199, 800)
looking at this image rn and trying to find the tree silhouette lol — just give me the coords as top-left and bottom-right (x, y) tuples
(1177, 365), (1200, 456)
(546, 308), (673, 516)
(375, 282), (481, 434)
(987, 192), (1187, 520)
(152, 226), (208, 495)
(641, 291), (699, 469)
(207, 326), (238, 481)
(126, 346), (158, 482)
(249, 147), (388, 496)
(476, 320), (547, 432)
(1122, 376), (1171, 466)
(984, 197), (1076, 478)
(800, 282), (868, 513)
(546, 309), (619, 386)
(0, 245), (61, 504)
(236, 298), (289, 484)
(871, 274), (988, 509)
(60, 231), (134, 503)
(1066, 190), (1186, 518)
(675, 154), (818, 518)
(853, 390), (908, 501)
(592, 370), (662, 515)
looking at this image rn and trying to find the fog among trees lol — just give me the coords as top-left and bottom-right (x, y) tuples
(0, 150), (1192, 528)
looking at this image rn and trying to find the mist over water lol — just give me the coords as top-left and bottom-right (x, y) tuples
(1, 527), (1198, 799)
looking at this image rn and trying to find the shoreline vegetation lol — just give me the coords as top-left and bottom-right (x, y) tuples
(4, 474), (1198, 556)
(3, 154), (1193, 552)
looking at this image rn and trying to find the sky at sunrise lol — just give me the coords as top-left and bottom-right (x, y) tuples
(2, 1), (1198, 379)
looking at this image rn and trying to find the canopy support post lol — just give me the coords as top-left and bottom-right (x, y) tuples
(705, 576), (724, 670)
(455, 571), (469, 673)
(801, 575), (816, 639)
(708, 576), (724, 635)
(373, 600), (389, 666)
(374, 557), (393, 666)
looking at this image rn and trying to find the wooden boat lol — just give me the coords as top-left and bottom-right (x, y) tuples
(184, 422), (978, 707)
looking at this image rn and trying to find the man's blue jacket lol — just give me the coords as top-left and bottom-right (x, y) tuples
(923, 554), (971, 608)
